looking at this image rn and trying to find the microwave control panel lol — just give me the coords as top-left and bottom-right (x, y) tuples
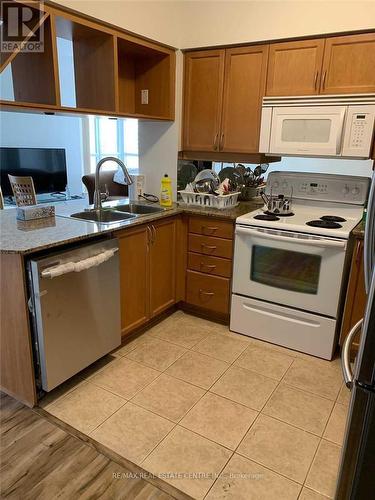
(342, 105), (375, 158)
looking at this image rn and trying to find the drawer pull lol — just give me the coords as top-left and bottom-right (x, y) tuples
(199, 289), (214, 296)
(202, 226), (219, 233)
(201, 243), (217, 251)
(200, 262), (216, 271)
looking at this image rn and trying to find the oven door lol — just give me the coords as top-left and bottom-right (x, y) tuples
(269, 105), (347, 156)
(232, 225), (347, 317)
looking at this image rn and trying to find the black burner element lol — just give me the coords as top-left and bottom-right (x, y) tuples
(264, 211), (295, 218)
(254, 214), (280, 221)
(320, 215), (347, 223)
(306, 220), (342, 229)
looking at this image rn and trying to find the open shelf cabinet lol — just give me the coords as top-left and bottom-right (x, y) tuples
(55, 16), (116, 113)
(117, 36), (175, 119)
(0, 2), (176, 120)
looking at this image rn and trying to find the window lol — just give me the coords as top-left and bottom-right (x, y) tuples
(87, 116), (138, 173)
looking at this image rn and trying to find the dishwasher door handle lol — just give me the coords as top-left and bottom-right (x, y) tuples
(41, 248), (118, 279)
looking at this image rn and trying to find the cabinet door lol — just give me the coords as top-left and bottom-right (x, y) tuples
(220, 45), (269, 153)
(118, 226), (149, 336)
(149, 218), (177, 317)
(321, 33), (375, 94)
(340, 239), (366, 351)
(266, 39), (325, 96)
(182, 50), (225, 151)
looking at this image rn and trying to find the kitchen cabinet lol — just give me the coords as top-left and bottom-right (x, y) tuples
(182, 50), (225, 151)
(220, 45), (269, 153)
(266, 39), (325, 96)
(1, 1), (176, 120)
(182, 45), (268, 154)
(118, 216), (177, 336)
(266, 33), (375, 97)
(118, 225), (149, 336)
(321, 33), (375, 94)
(184, 215), (234, 320)
(149, 218), (177, 316)
(340, 238), (366, 355)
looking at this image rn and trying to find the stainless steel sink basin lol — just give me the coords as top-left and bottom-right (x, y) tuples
(113, 203), (165, 215)
(70, 209), (136, 224)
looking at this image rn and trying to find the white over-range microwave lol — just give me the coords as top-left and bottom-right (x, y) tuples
(259, 94), (375, 158)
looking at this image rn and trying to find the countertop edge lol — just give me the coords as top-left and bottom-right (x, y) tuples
(1, 201), (263, 255)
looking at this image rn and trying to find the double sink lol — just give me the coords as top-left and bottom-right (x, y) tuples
(70, 203), (165, 224)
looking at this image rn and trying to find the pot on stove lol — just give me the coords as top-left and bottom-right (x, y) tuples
(260, 191), (294, 216)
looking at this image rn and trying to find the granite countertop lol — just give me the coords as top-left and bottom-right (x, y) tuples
(352, 220), (365, 239)
(0, 198), (263, 254)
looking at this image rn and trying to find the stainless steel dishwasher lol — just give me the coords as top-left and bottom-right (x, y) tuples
(28, 238), (121, 392)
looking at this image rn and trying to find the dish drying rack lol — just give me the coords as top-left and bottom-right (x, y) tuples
(178, 190), (240, 209)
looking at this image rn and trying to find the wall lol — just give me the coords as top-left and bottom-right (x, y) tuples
(54, 1), (375, 49)
(0, 111), (84, 196)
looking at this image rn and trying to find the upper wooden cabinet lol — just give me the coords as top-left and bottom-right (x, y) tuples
(0, 2), (176, 120)
(182, 46), (268, 153)
(321, 33), (375, 94)
(183, 50), (225, 151)
(221, 45), (268, 153)
(266, 39), (324, 96)
(266, 33), (375, 97)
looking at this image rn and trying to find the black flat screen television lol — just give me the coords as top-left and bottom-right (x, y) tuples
(0, 147), (67, 197)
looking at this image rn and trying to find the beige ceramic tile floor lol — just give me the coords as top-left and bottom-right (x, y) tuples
(42, 311), (350, 500)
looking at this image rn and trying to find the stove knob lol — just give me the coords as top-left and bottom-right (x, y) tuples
(342, 185), (350, 195)
(352, 187), (360, 195)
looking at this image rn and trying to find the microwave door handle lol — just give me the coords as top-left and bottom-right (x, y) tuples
(336, 108), (347, 154)
(235, 226), (347, 248)
(341, 318), (363, 388)
(364, 175), (375, 293)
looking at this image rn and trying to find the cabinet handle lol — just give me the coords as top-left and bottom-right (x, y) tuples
(314, 71), (319, 90)
(147, 226), (152, 249)
(213, 133), (219, 150)
(152, 225), (156, 243)
(202, 225), (218, 234)
(201, 243), (217, 252)
(219, 133), (224, 150)
(200, 262), (216, 271)
(355, 240), (362, 265)
(199, 289), (214, 296)
(322, 70), (327, 90)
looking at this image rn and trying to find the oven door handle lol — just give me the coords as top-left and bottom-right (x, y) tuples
(235, 226), (347, 249)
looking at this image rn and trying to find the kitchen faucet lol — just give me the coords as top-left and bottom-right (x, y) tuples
(93, 157), (133, 210)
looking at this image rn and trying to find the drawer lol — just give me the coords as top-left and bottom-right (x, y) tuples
(186, 270), (230, 314)
(189, 216), (233, 239)
(188, 234), (233, 259)
(188, 252), (232, 278)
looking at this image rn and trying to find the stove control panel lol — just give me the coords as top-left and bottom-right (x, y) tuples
(267, 172), (370, 205)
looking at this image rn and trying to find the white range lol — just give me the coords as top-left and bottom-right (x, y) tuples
(231, 171), (370, 359)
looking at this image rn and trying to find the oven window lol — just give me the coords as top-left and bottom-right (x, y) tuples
(251, 246), (322, 294)
(281, 119), (331, 143)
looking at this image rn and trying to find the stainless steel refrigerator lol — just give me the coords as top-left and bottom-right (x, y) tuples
(335, 174), (375, 499)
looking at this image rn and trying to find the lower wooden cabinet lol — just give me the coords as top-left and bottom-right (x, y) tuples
(340, 238), (367, 354)
(118, 216), (177, 337)
(149, 217), (177, 317)
(184, 215), (234, 319)
(186, 270), (230, 314)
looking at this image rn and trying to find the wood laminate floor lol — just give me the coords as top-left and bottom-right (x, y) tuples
(0, 392), (174, 499)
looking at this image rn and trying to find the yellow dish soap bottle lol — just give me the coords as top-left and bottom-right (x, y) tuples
(160, 174), (172, 207)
